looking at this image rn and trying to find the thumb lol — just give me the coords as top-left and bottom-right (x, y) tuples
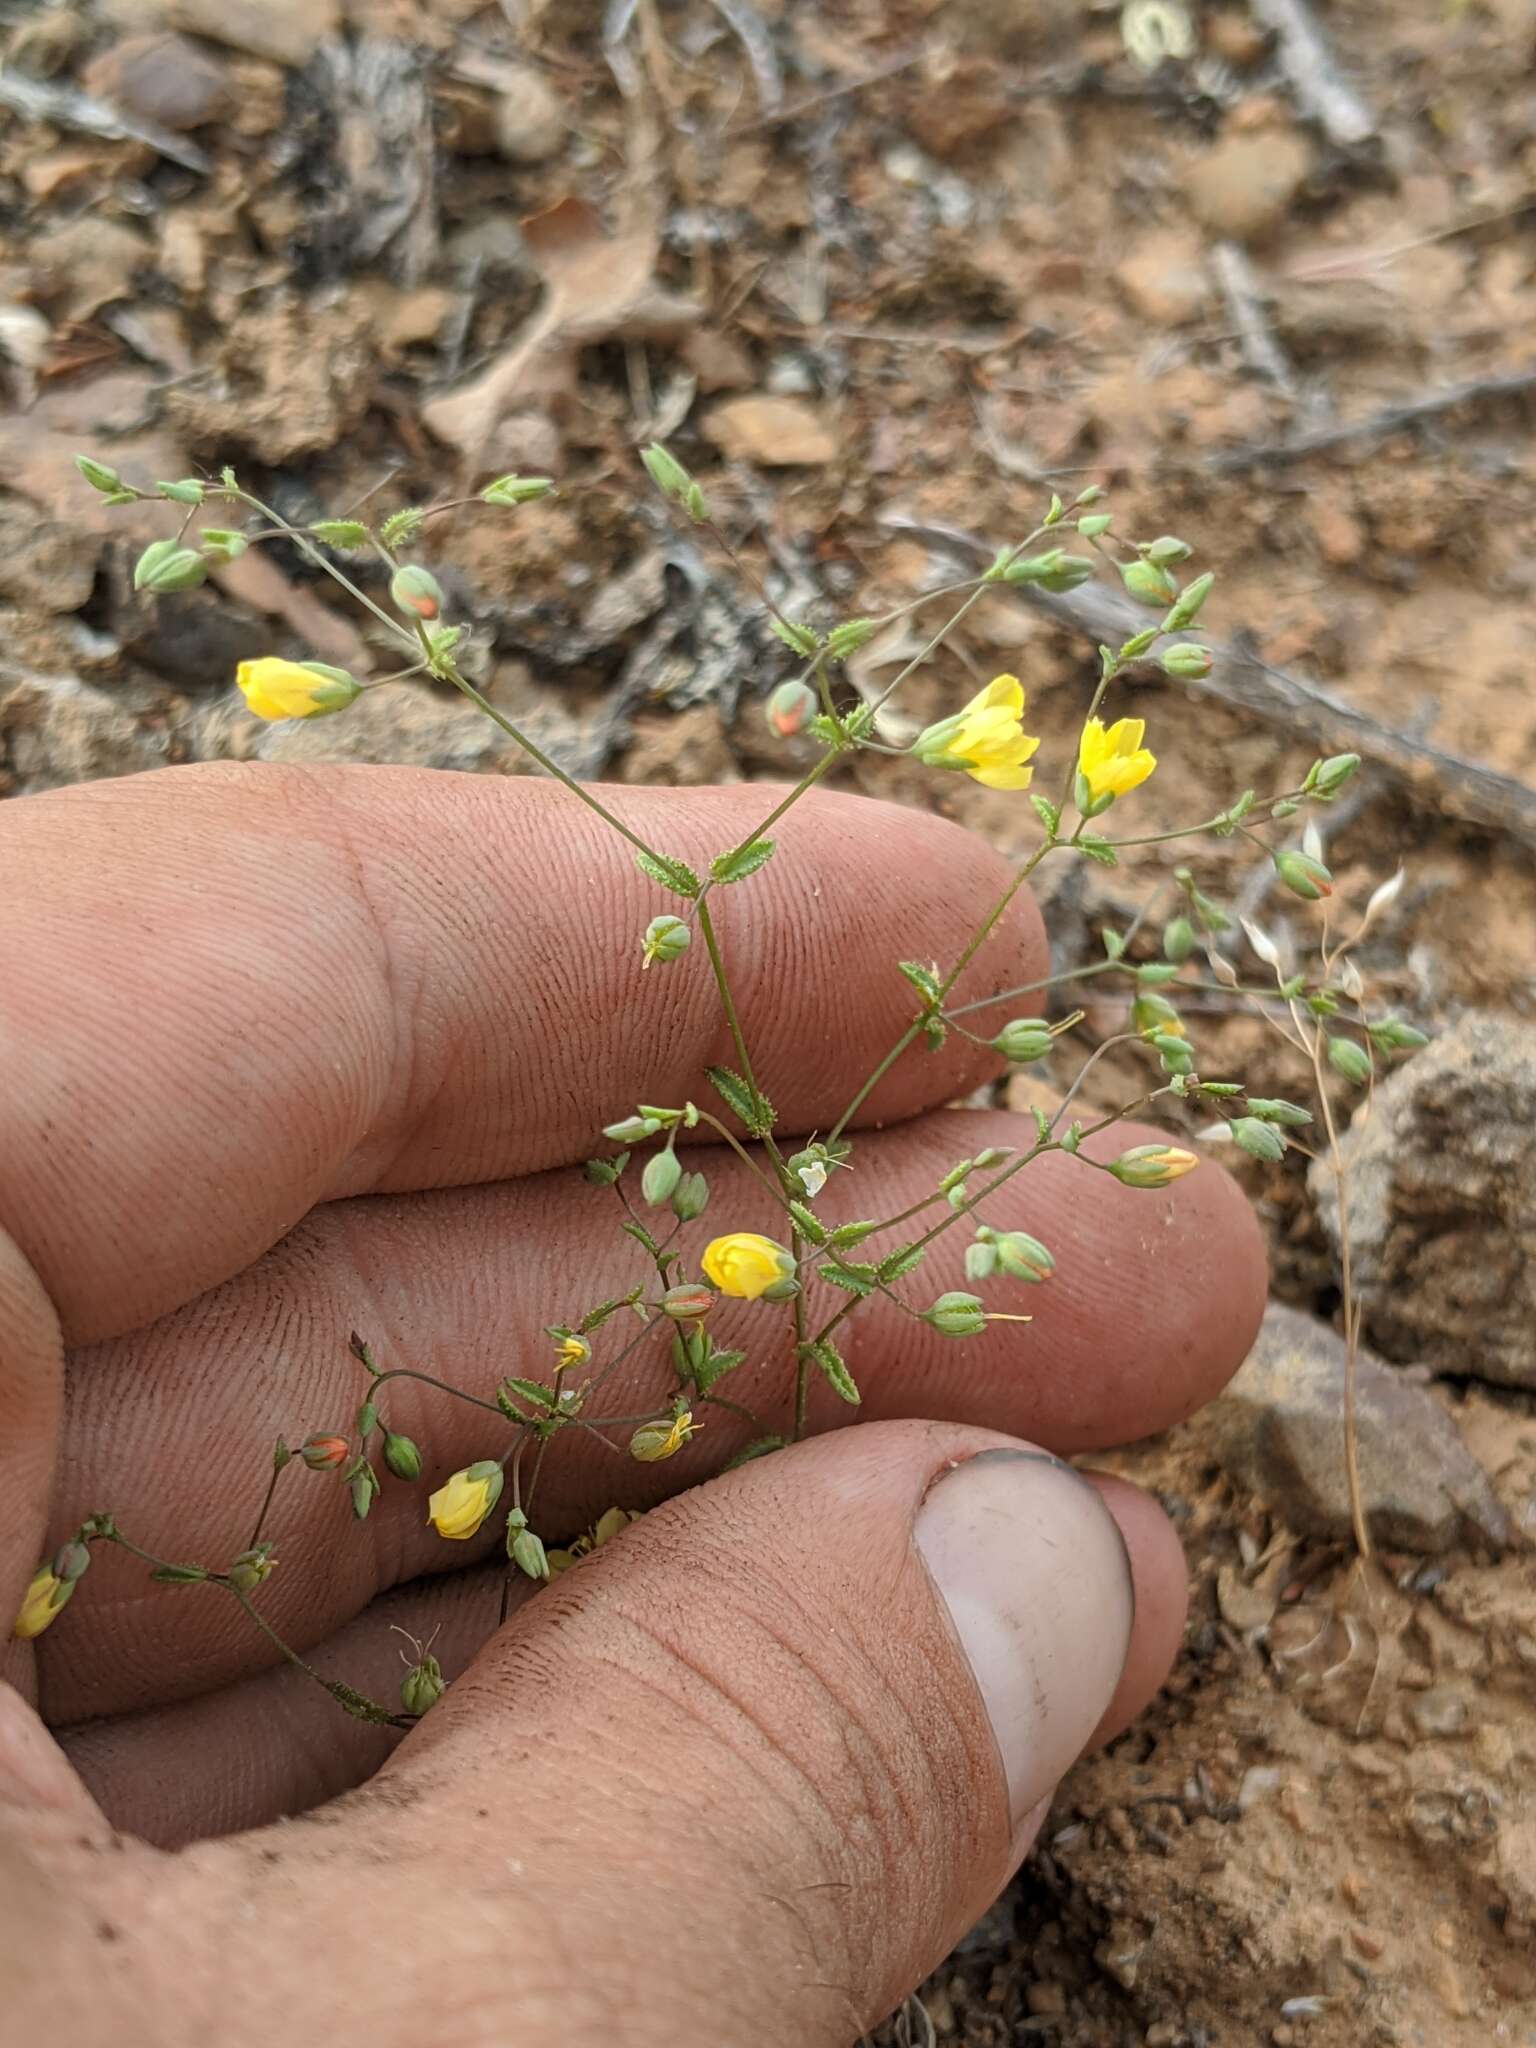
(79, 1422), (1176, 2046)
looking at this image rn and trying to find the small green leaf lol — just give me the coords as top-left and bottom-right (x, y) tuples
(787, 1201), (828, 1245)
(877, 1243), (925, 1282)
(501, 1376), (557, 1411)
(709, 839), (776, 885)
(584, 1152), (628, 1185)
(1077, 837), (1119, 867)
(693, 1345), (745, 1395)
(897, 960), (942, 1005)
(1243, 1097), (1313, 1126)
(311, 519), (371, 549)
(1030, 794), (1061, 836)
(824, 617), (875, 660)
(800, 1338), (860, 1405)
(818, 1260), (876, 1297)
(380, 507), (425, 547)
(771, 617), (820, 657)
(619, 1219), (663, 1257)
(920, 1014), (948, 1052)
(150, 1561), (210, 1583)
(634, 850), (702, 898)
(705, 1065), (775, 1136)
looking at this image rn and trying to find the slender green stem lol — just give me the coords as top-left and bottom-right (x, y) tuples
(224, 1583), (408, 1728)
(227, 489), (412, 650)
(693, 1110), (787, 1206)
(247, 1456), (290, 1551)
(367, 1367), (508, 1421)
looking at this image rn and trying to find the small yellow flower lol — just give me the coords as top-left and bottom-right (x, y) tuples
(12, 1564), (71, 1641)
(701, 1232), (797, 1301)
(914, 674), (1041, 791)
(427, 1460), (504, 1541)
(236, 657), (361, 722)
(548, 1505), (640, 1575)
(1077, 717), (1156, 803)
(629, 1409), (703, 1463)
(1109, 1144), (1199, 1188)
(552, 1332), (591, 1373)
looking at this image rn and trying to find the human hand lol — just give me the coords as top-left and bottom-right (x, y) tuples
(0, 764), (1264, 2044)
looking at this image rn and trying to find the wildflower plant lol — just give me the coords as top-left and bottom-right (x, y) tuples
(19, 447), (1425, 1722)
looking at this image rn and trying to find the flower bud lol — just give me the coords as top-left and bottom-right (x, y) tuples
(700, 1232), (796, 1301)
(1159, 642), (1213, 680)
(1230, 1116), (1287, 1163)
(1120, 558), (1178, 607)
(51, 1539), (91, 1585)
(1163, 914), (1195, 962)
(629, 1408), (702, 1462)
(133, 539), (209, 593)
(237, 658), (361, 722)
(641, 1148), (682, 1206)
(480, 473), (555, 506)
(227, 1546), (276, 1595)
(400, 1654), (444, 1716)
(603, 1114), (663, 1145)
(383, 1432), (422, 1481)
(1327, 1035), (1372, 1084)
(350, 1465), (380, 1521)
(1078, 513), (1112, 538)
(1108, 1144), (1200, 1188)
(389, 564), (445, 621)
(1305, 753), (1361, 799)
(198, 527), (248, 564)
(509, 1522), (550, 1580)
(641, 443), (692, 500)
(1143, 535), (1192, 566)
(661, 1282), (713, 1320)
(156, 478), (205, 506)
(671, 1170), (709, 1222)
(992, 1018), (1054, 1063)
(12, 1565), (72, 1640)
(641, 914), (692, 968)
(428, 1460), (504, 1539)
(1164, 571), (1214, 629)
(1274, 849), (1333, 901)
(965, 1239), (998, 1282)
(1369, 1015), (1429, 1051)
(75, 453), (122, 493)
(301, 1434), (350, 1470)
(922, 1291), (987, 1338)
(994, 1231), (1055, 1283)
(1131, 992), (1183, 1037)
(765, 678), (819, 739)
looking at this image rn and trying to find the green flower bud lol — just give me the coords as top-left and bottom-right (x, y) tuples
(480, 474), (555, 506)
(400, 1654), (444, 1716)
(641, 914), (692, 968)
(133, 539), (208, 593)
(992, 1019), (1054, 1063)
(198, 527), (248, 564)
(1274, 850), (1334, 901)
(1160, 642), (1213, 679)
(1077, 513), (1112, 538)
(1163, 914), (1195, 962)
(1108, 1144), (1199, 1189)
(671, 1170), (709, 1222)
(509, 1522), (550, 1580)
(156, 478), (205, 505)
(1244, 1097), (1313, 1126)
(1327, 1036), (1372, 1085)
(964, 1240), (998, 1282)
(641, 1148), (682, 1207)
(389, 563), (445, 621)
(603, 1114), (664, 1145)
(1120, 558), (1178, 607)
(227, 1545), (276, 1595)
(641, 443), (692, 499)
(1143, 535), (1192, 566)
(1034, 552), (1096, 593)
(1131, 992), (1183, 1036)
(350, 1464), (380, 1521)
(1230, 1116), (1287, 1163)
(994, 1231), (1054, 1284)
(1369, 1015), (1430, 1051)
(75, 453), (122, 493)
(765, 679), (818, 738)
(922, 1291), (987, 1339)
(661, 1282), (714, 1320)
(1305, 753), (1361, 799)
(1163, 571), (1215, 629)
(383, 1432), (422, 1481)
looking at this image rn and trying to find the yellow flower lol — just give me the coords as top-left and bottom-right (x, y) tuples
(552, 1332), (591, 1373)
(629, 1409), (703, 1463)
(701, 1232), (797, 1300)
(427, 1460), (504, 1541)
(12, 1564), (71, 1641)
(1077, 717), (1156, 803)
(914, 675), (1041, 791)
(548, 1505), (640, 1575)
(1109, 1144), (1199, 1189)
(236, 657), (361, 722)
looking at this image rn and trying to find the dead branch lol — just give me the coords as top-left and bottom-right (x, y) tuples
(1249, 0), (1376, 151)
(1209, 241), (1305, 406)
(879, 516), (1536, 853)
(1207, 367), (1536, 472)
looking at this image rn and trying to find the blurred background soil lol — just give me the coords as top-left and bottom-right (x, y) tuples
(4, 0), (1536, 2040)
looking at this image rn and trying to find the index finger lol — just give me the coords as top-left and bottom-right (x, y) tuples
(0, 764), (1044, 1344)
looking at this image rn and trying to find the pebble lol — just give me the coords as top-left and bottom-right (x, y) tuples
(102, 0), (340, 68)
(1185, 129), (1312, 242)
(703, 394), (837, 466)
(82, 32), (229, 129)
(492, 64), (567, 164)
(1115, 227), (1211, 326)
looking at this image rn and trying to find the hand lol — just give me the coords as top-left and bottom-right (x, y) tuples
(0, 764), (1264, 2044)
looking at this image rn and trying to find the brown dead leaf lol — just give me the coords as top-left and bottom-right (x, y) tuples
(421, 196), (699, 461)
(702, 393), (837, 466)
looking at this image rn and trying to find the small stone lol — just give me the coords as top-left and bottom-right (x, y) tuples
(1311, 1016), (1536, 1389)
(1026, 1981), (1067, 2016)
(681, 328), (756, 393)
(1207, 9), (1270, 63)
(0, 508), (100, 614)
(1116, 228), (1211, 327)
(1306, 490), (1365, 566)
(1197, 1301), (1512, 1554)
(1409, 1686), (1472, 1740)
(102, 0), (341, 68)
(703, 394), (837, 466)
(82, 32), (229, 129)
(492, 63), (567, 164)
(1351, 1927), (1385, 1961)
(1185, 129), (1313, 242)
(35, 217), (150, 319)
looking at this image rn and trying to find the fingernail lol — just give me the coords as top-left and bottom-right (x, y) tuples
(914, 1449), (1135, 1832)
